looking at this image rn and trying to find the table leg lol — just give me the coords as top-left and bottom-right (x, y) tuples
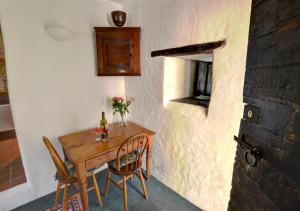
(76, 162), (89, 211)
(62, 149), (69, 162)
(146, 136), (153, 181)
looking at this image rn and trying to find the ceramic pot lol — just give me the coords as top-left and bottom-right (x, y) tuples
(111, 11), (126, 27)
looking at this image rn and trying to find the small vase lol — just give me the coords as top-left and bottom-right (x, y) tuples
(119, 113), (127, 127)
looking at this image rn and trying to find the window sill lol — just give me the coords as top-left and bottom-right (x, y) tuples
(171, 97), (210, 108)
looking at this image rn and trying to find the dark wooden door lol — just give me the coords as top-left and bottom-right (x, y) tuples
(228, 1), (300, 210)
(94, 27), (140, 76)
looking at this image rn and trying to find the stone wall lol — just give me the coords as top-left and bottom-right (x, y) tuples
(123, 0), (252, 210)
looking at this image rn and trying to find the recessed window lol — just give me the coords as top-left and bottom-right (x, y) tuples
(153, 40), (224, 109)
(163, 54), (213, 108)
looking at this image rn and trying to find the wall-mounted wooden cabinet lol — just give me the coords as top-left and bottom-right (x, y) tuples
(94, 27), (141, 76)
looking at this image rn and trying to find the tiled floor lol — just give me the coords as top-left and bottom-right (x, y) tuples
(0, 138), (26, 191)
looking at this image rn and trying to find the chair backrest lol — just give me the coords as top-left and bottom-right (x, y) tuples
(42, 136), (72, 182)
(115, 134), (149, 173)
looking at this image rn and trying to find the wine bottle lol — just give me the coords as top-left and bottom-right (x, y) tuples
(100, 112), (108, 139)
(100, 112), (107, 129)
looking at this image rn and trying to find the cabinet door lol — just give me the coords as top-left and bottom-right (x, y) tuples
(96, 29), (140, 76)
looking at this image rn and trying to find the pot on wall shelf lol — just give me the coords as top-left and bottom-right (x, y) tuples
(111, 11), (126, 27)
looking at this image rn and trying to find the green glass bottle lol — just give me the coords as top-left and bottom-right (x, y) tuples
(100, 112), (108, 139)
(100, 112), (107, 129)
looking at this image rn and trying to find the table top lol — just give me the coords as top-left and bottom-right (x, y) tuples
(58, 121), (155, 163)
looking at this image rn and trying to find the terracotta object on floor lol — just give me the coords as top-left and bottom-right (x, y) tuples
(0, 138), (26, 192)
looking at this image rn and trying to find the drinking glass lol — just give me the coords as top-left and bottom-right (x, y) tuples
(93, 123), (101, 142)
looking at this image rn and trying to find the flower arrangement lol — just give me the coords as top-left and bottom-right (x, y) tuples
(112, 96), (134, 126)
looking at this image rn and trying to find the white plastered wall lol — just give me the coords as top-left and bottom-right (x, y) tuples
(0, 1), (124, 210)
(0, 0), (252, 210)
(163, 57), (197, 103)
(122, 0), (252, 210)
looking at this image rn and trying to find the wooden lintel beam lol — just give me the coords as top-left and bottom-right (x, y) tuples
(151, 40), (225, 57)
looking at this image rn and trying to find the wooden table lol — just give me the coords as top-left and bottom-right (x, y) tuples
(58, 121), (155, 211)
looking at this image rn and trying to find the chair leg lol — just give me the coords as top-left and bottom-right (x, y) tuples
(105, 170), (112, 197)
(62, 184), (69, 211)
(130, 174), (134, 181)
(122, 176), (128, 211)
(138, 169), (148, 199)
(92, 173), (103, 207)
(55, 182), (62, 207)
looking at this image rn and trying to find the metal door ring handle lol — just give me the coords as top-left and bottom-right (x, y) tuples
(244, 150), (258, 167)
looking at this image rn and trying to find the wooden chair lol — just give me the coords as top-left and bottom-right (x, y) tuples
(42, 136), (102, 211)
(105, 134), (149, 211)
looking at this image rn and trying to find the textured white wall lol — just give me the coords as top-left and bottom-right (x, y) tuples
(0, 0), (251, 210)
(123, 0), (251, 210)
(164, 57), (196, 103)
(0, 1), (123, 210)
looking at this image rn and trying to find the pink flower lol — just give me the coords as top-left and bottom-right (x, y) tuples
(118, 97), (124, 103)
(112, 96), (124, 104)
(126, 97), (134, 106)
